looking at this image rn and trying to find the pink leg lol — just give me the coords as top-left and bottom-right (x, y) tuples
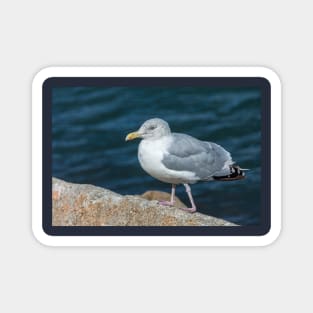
(182, 184), (197, 213)
(158, 184), (176, 206)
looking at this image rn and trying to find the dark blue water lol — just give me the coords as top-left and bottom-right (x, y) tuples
(52, 86), (261, 225)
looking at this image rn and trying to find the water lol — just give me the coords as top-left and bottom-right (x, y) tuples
(52, 86), (261, 225)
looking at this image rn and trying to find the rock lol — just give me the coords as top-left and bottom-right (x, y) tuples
(52, 177), (237, 226)
(140, 190), (187, 208)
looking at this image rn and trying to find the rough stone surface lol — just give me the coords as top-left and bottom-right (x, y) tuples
(52, 177), (237, 226)
(140, 190), (187, 208)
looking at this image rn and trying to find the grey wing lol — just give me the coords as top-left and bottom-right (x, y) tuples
(162, 133), (233, 180)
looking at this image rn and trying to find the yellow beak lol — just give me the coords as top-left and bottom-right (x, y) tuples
(125, 131), (141, 141)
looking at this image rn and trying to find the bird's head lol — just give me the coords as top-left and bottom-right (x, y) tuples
(125, 118), (171, 141)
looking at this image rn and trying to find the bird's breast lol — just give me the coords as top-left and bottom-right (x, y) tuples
(137, 137), (198, 184)
(138, 138), (169, 179)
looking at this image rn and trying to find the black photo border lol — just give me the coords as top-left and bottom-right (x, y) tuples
(43, 77), (271, 236)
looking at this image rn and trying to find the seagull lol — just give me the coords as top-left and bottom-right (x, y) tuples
(125, 118), (245, 213)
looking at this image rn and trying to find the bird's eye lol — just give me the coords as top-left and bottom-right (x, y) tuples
(148, 125), (156, 130)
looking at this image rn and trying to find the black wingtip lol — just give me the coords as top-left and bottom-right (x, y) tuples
(213, 165), (246, 181)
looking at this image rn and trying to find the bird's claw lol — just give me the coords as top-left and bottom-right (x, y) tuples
(158, 200), (175, 206)
(180, 207), (196, 213)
